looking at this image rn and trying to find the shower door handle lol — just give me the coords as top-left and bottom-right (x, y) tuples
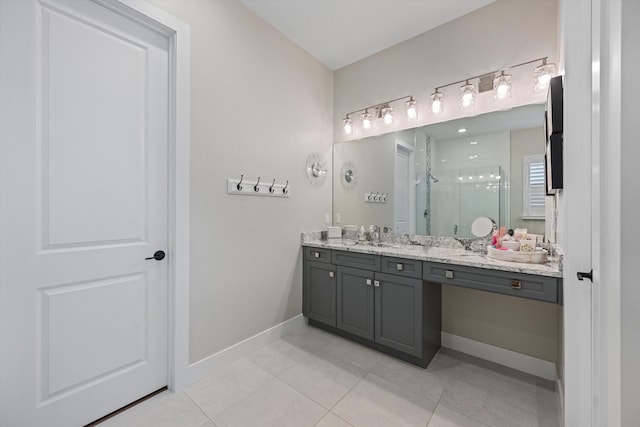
(453, 224), (458, 235)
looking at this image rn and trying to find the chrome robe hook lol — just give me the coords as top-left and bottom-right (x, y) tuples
(237, 174), (244, 191)
(269, 178), (275, 193)
(254, 177), (261, 192)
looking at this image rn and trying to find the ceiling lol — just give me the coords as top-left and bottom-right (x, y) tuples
(239, 0), (496, 70)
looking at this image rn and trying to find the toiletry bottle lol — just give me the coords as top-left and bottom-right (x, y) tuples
(358, 226), (366, 241)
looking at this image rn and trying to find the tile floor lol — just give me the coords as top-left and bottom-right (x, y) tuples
(101, 324), (562, 427)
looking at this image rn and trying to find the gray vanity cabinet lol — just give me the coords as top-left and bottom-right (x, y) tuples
(374, 272), (423, 357)
(303, 246), (441, 367)
(303, 260), (336, 327)
(336, 266), (375, 340)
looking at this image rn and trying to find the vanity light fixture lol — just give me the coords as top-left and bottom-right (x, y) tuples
(459, 80), (476, 108)
(339, 57), (555, 135)
(429, 90), (444, 114)
(493, 70), (512, 99)
(338, 95), (415, 135)
(381, 105), (394, 125)
(361, 110), (373, 129)
(405, 97), (418, 119)
(342, 116), (353, 135)
(533, 58), (556, 91)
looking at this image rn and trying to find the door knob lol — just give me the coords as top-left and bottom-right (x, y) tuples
(145, 250), (166, 261)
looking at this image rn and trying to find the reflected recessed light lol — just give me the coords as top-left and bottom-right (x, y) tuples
(479, 175), (483, 179)
(468, 176), (473, 180)
(441, 159), (446, 162)
(458, 128), (467, 133)
(458, 176), (463, 180)
(470, 141), (478, 145)
(469, 155), (474, 159)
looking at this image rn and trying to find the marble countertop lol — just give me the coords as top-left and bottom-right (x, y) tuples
(302, 238), (562, 278)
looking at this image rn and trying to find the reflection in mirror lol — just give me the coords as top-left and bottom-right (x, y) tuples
(333, 103), (547, 239)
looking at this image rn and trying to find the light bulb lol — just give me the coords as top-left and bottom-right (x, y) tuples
(493, 72), (512, 99)
(361, 110), (372, 129)
(459, 81), (476, 108)
(430, 91), (444, 114)
(382, 106), (394, 125)
(343, 116), (353, 135)
(533, 60), (556, 91)
(405, 98), (418, 120)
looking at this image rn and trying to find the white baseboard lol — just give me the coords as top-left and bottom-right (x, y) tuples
(441, 332), (557, 381)
(176, 314), (306, 390)
(556, 376), (565, 426)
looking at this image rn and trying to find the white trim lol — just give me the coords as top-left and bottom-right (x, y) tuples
(556, 376), (565, 427)
(97, 0), (191, 392)
(182, 315), (306, 387)
(594, 0), (622, 424)
(441, 332), (557, 381)
(560, 0), (594, 425)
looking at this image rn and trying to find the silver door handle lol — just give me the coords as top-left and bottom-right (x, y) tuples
(366, 279), (372, 286)
(374, 280), (380, 287)
(329, 271), (334, 278)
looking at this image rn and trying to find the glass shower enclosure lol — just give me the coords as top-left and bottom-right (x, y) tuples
(419, 166), (508, 238)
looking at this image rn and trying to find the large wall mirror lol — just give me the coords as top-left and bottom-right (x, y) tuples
(333, 103), (548, 239)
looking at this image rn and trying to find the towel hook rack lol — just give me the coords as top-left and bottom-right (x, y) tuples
(269, 179), (276, 193)
(254, 177), (261, 192)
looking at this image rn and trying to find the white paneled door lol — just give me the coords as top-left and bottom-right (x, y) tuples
(0, 0), (170, 425)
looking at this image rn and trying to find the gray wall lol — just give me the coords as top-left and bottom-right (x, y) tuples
(442, 286), (559, 362)
(335, 0), (559, 362)
(150, 0), (333, 363)
(621, 0), (640, 424)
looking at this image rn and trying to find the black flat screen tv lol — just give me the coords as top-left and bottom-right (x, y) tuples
(545, 76), (563, 194)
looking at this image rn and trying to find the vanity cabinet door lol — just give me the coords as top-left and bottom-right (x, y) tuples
(374, 272), (423, 358)
(336, 266), (375, 340)
(303, 261), (336, 327)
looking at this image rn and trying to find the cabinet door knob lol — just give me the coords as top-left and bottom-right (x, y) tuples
(374, 280), (380, 287)
(329, 271), (334, 278)
(366, 279), (372, 286)
(396, 263), (404, 271)
(511, 280), (522, 289)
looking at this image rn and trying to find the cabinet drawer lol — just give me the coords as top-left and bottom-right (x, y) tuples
(380, 256), (422, 279)
(332, 250), (380, 271)
(423, 261), (560, 303)
(304, 247), (332, 264)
